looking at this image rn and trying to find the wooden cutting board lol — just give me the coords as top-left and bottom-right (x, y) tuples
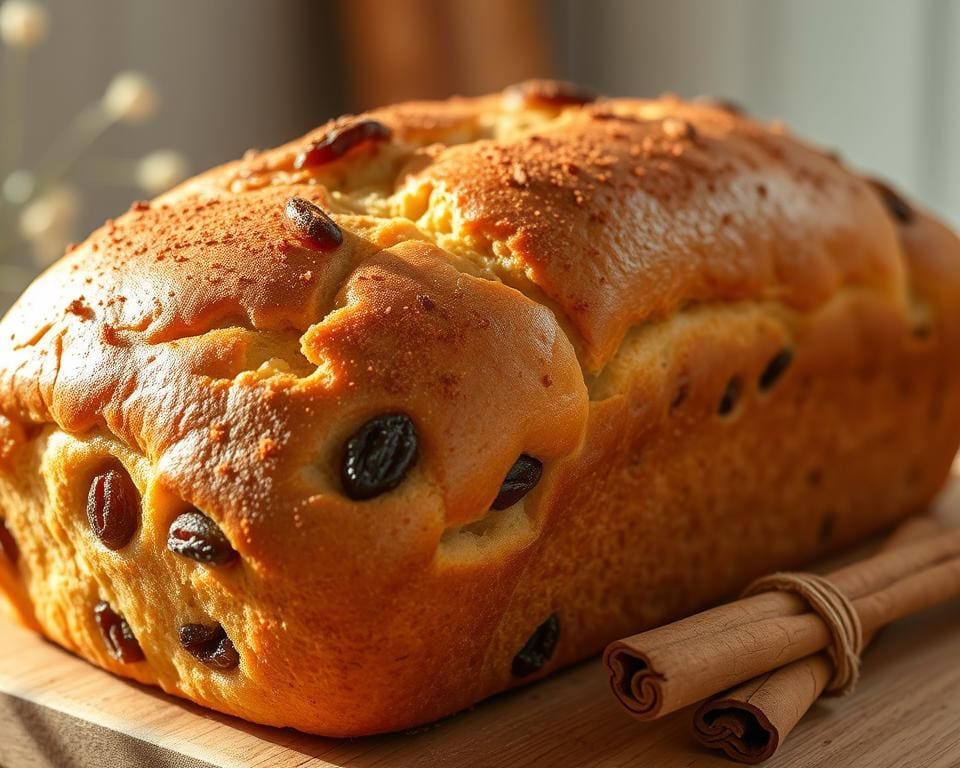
(3, 478), (960, 768)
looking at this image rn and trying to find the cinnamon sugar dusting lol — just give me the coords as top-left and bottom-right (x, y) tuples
(66, 298), (94, 320)
(0, 87), (901, 405)
(258, 437), (279, 461)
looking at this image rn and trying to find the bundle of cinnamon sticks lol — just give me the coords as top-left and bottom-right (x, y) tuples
(603, 516), (960, 764)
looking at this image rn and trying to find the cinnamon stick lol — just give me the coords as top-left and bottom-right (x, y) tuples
(603, 524), (960, 723)
(691, 517), (942, 764)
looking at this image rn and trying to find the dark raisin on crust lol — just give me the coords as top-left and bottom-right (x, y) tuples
(341, 413), (418, 501)
(512, 613), (561, 677)
(670, 380), (690, 410)
(868, 179), (914, 224)
(168, 510), (238, 566)
(662, 117), (698, 142)
(912, 322), (932, 340)
(506, 79), (596, 108)
(282, 197), (343, 252)
(86, 464), (141, 550)
(0, 519), (19, 565)
(718, 376), (743, 416)
(491, 454), (543, 510)
(94, 601), (145, 663)
(179, 623), (240, 670)
(759, 349), (794, 391)
(818, 512), (836, 545)
(294, 119), (392, 170)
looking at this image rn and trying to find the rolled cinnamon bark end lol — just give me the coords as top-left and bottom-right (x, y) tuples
(692, 654), (832, 765)
(605, 523), (960, 729)
(690, 518), (945, 764)
(603, 645), (665, 718)
(603, 607), (826, 721)
(693, 702), (777, 765)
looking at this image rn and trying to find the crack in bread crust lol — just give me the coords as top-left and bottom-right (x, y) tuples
(135, 89), (914, 379)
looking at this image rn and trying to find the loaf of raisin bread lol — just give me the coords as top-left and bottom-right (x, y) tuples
(1, 81), (959, 736)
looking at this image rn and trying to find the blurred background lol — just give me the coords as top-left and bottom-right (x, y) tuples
(1, 0), (958, 312)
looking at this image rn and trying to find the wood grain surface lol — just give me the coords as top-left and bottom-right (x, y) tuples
(2, 477), (960, 768)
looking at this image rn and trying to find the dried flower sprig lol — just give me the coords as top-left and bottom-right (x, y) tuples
(0, 0), (189, 304)
(0, 0), (47, 48)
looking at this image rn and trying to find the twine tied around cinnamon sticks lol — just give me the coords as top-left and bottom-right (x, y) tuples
(603, 517), (960, 764)
(741, 571), (863, 695)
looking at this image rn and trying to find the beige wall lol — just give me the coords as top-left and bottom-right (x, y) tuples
(12, 0), (343, 231)
(554, 0), (960, 225)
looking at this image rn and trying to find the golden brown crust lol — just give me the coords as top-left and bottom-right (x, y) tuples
(400, 102), (906, 369)
(1, 83), (959, 736)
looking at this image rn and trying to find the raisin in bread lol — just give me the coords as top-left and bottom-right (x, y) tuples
(1, 81), (959, 736)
